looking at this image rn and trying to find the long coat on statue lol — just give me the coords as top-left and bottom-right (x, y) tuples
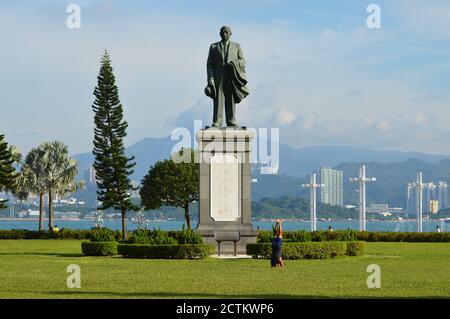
(207, 41), (249, 126)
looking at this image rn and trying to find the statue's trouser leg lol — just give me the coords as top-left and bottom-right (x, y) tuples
(213, 83), (224, 126)
(225, 86), (236, 126)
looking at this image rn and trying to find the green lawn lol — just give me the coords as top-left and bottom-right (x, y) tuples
(0, 240), (449, 298)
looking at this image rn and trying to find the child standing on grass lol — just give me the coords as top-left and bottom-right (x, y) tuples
(271, 219), (284, 267)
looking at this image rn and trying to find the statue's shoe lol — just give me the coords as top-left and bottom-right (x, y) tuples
(226, 122), (240, 128)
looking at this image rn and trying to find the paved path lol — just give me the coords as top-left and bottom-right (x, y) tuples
(209, 254), (252, 259)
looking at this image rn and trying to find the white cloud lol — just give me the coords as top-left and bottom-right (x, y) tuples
(277, 112), (450, 154)
(1, 1), (450, 156)
(377, 120), (391, 133)
(275, 108), (296, 125)
(392, 0), (450, 39)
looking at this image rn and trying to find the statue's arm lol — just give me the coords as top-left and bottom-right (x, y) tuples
(236, 44), (246, 69)
(206, 44), (215, 85)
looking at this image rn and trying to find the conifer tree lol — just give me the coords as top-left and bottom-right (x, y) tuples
(92, 51), (138, 239)
(0, 134), (17, 209)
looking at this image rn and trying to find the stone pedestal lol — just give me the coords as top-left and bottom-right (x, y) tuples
(195, 128), (257, 254)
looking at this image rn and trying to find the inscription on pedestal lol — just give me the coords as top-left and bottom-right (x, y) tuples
(210, 153), (240, 221)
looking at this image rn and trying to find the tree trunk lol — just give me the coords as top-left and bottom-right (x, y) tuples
(39, 193), (44, 231)
(48, 189), (53, 231)
(184, 204), (191, 230)
(121, 208), (127, 240)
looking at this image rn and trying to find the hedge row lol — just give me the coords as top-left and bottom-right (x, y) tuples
(125, 228), (203, 245)
(257, 230), (450, 243)
(118, 244), (215, 259)
(246, 241), (366, 259)
(81, 241), (118, 256)
(355, 231), (450, 242)
(0, 228), (203, 243)
(2, 228), (448, 243)
(345, 241), (366, 256)
(0, 229), (106, 240)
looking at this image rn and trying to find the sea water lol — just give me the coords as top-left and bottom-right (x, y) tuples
(0, 219), (447, 232)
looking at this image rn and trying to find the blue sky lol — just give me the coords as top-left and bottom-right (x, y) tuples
(1, 0), (450, 155)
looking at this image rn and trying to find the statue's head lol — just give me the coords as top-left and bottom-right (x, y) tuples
(220, 26), (232, 41)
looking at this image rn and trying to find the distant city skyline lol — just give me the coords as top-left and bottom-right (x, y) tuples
(407, 179), (450, 212)
(1, 1), (450, 155)
(319, 167), (344, 207)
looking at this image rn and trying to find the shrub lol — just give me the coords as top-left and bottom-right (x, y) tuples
(257, 230), (273, 243)
(346, 241), (366, 256)
(153, 230), (178, 245)
(246, 242), (348, 260)
(81, 241), (118, 256)
(175, 225), (203, 244)
(91, 228), (117, 242)
(118, 244), (215, 259)
(246, 242), (273, 258)
(355, 232), (450, 242)
(128, 229), (153, 244)
(2, 228), (449, 243)
(289, 230), (312, 242)
(0, 229), (28, 239)
(329, 229), (359, 241)
(127, 229), (178, 245)
(0, 228), (120, 240)
(311, 231), (326, 242)
(256, 230), (450, 243)
(56, 228), (94, 240)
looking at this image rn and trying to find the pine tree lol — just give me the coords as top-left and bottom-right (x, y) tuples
(0, 134), (17, 209)
(92, 51), (138, 239)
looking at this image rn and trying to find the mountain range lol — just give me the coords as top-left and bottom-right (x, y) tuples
(73, 136), (450, 208)
(74, 135), (450, 181)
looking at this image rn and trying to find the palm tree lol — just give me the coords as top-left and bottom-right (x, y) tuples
(40, 141), (80, 231)
(15, 142), (82, 231)
(15, 147), (47, 230)
(8, 145), (22, 165)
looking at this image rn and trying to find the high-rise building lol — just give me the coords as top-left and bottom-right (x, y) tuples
(84, 166), (96, 186)
(406, 183), (415, 211)
(429, 200), (439, 214)
(437, 181), (449, 210)
(446, 174), (450, 208)
(424, 182), (436, 212)
(319, 167), (343, 206)
(406, 180), (449, 212)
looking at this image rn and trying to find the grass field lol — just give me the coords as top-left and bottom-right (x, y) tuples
(0, 240), (449, 298)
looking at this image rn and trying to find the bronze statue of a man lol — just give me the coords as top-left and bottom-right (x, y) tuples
(205, 26), (249, 128)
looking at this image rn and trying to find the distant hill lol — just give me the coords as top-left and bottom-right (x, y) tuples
(73, 136), (450, 209)
(74, 136), (175, 182)
(74, 136), (450, 180)
(279, 144), (450, 177)
(255, 159), (450, 208)
(252, 196), (358, 219)
(337, 159), (450, 208)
